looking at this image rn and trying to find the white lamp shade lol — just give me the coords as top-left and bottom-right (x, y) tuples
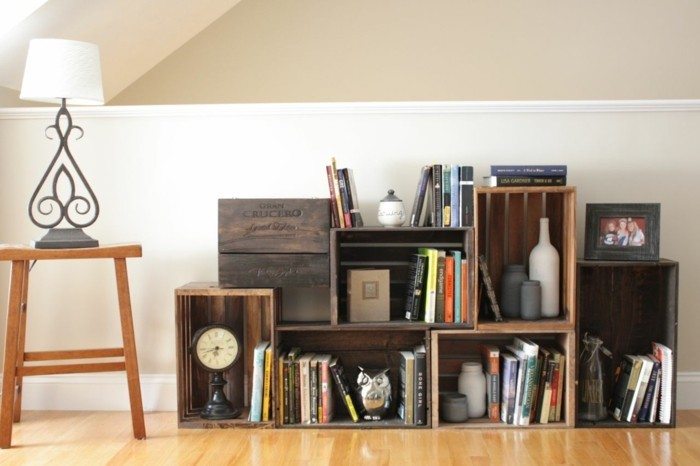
(20, 39), (104, 105)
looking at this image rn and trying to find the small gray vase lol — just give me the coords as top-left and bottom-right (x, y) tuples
(520, 280), (542, 320)
(500, 264), (528, 318)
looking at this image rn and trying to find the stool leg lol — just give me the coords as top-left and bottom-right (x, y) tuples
(13, 261), (29, 423)
(0, 260), (27, 448)
(114, 258), (146, 440)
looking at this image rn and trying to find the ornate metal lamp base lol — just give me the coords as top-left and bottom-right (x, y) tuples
(32, 228), (99, 249)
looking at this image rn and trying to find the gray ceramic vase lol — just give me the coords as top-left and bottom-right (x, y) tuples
(520, 280), (542, 320)
(500, 264), (528, 318)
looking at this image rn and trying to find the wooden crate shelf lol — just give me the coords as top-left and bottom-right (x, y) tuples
(175, 283), (280, 428)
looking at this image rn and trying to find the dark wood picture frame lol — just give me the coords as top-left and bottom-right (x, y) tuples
(584, 203), (660, 261)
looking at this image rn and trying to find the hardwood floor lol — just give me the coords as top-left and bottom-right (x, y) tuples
(0, 411), (699, 465)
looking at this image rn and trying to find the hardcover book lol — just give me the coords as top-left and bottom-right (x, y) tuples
(409, 165), (431, 227)
(325, 165), (341, 228)
(442, 164), (451, 227)
(490, 165), (567, 176)
(317, 354), (335, 424)
(637, 355), (661, 423)
(262, 345), (273, 422)
(414, 344), (427, 425)
(459, 166), (474, 227)
(450, 164), (460, 227)
(336, 168), (353, 227)
(482, 175), (567, 187)
(330, 157), (345, 228)
(500, 352), (519, 424)
(432, 164), (443, 228)
(450, 251), (462, 323)
(347, 269), (390, 322)
(444, 255), (455, 323)
(398, 351), (415, 424)
(512, 337), (539, 426)
(435, 251), (446, 323)
(329, 357), (359, 422)
(404, 254), (428, 321)
(479, 344), (500, 422)
(346, 168), (364, 227)
(418, 247), (438, 323)
(249, 341), (270, 422)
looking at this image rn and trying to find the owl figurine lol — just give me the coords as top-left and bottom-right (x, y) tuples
(356, 367), (392, 420)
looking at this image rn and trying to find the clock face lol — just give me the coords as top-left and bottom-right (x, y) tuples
(192, 325), (240, 372)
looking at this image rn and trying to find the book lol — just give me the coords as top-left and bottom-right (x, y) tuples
(442, 164), (451, 227)
(329, 357), (359, 422)
(500, 351), (519, 424)
(413, 344), (427, 425)
(310, 355), (321, 424)
(262, 344), (273, 422)
(620, 356), (643, 422)
(630, 355), (654, 422)
(294, 355), (301, 423)
(418, 247), (438, 323)
(512, 337), (539, 426)
(490, 165), (567, 176)
(482, 175), (567, 187)
(538, 357), (556, 424)
(325, 165), (341, 228)
(506, 345), (528, 425)
(317, 354), (335, 424)
(409, 165), (431, 227)
(330, 157), (345, 228)
(460, 259), (468, 324)
(459, 166), (474, 227)
(398, 351), (415, 424)
(548, 349), (562, 423)
(464, 228), (475, 325)
(479, 344), (500, 422)
(611, 356), (634, 421)
(298, 353), (315, 424)
(533, 347), (551, 423)
(404, 253), (428, 321)
(554, 350), (565, 422)
(528, 350), (544, 425)
(346, 168), (364, 227)
(637, 355), (661, 423)
(284, 347), (301, 424)
(249, 340), (270, 422)
(649, 357), (662, 423)
(478, 255), (503, 322)
(450, 251), (462, 323)
(444, 255), (455, 323)
(652, 341), (673, 424)
(336, 168), (353, 227)
(435, 251), (446, 322)
(450, 164), (460, 227)
(432, 164), (443, 228)
(277, 351), (286, 424)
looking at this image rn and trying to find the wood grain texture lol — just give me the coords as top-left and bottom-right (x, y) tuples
(23, 348), (125, 361)
(0, 244), (141, 260)
(219, 253), (329, 288)
(12, 261), (29, 423)
(3, 411), (700, 465)
(18, 362), (126, 376)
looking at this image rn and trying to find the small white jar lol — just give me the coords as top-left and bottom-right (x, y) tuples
(377, 189), (406, 227)
(457, 362), (487, 418)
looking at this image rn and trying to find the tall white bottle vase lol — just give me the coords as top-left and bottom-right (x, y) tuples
(528, 218), (560, 317)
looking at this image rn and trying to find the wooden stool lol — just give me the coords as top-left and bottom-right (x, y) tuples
(0, 244), (146, 448)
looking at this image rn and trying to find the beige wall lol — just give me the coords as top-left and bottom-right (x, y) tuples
(0, 86), (25, 107)
(112, 0), (700, 105)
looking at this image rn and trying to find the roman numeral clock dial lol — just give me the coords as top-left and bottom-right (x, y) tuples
(190, 324), (242, 420)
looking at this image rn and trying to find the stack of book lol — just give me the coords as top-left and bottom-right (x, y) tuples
(409, 164), (474, 227)
(483, 165), (567, 187)
(397, 344), (428, 425)
(609, 342), (673, 424)
(278, 349), (338, 424)
(404, 235), (475, 325)
(466, 338), (566, 425)
(325, 157), (364, 228)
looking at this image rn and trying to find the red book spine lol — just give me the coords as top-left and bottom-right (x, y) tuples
(444, 256), (454, 323)
(325, 165), (341, 228)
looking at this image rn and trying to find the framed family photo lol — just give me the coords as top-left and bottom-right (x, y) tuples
(584, 203), (660, 261)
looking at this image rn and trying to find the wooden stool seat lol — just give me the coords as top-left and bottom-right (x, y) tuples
(0, 243), (146, 448)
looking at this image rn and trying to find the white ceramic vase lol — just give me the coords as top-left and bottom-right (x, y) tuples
(528, 218), (560, 317)
(457, 362), (486, 418)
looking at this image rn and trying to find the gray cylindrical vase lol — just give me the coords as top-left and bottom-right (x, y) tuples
(500, 265), (528, 318)
(439, 392), (468, 423)
(520, 280), (542, 320)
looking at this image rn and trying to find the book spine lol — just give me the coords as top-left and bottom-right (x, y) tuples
(320, 359), (333, 423)
(637, 360), (660, 422)
(548, 355), (561, 423)
(450, 164), (460, 227)
(398, 357), (407, 422)
(406, 357), (415, 424)
(459, 166), (474, 227)
(631, 359), (653, 422)
(451, 251), (462, 323)
(262, 346), (273, 422)
(555, 354), (565, 421)
(300, 357), (310, 424)
(249, 345), (267, 422)
(404, 254), (420, 320)
(418, 248), (437, 323)
(502, 357), (518, 424)
(444, 255), (455, 323)
(283, 358), (291, 424)
(539, 359), (556, 424)
(330, 157), (345, 228)
(325, 165), (341, 228)
(485, 175), (567, 187)
(411, 255), (427, 321)
(620, 357), (642, 422)
(414, 349), (427, 425)
(278, 354), (285, 424)
(491, 165), (567, 176)
(534, 352), (550, 423)
(294, 360), (301, 424)
(442, 164), (451, 227)
(500, 357), (511, 423)
(461, 259), (468, 324)
(465, 228), (475, 325)
(519, 352), (539, 426)
(310, 360), (319, 424)
(529, 354), (543, 424)
(346, 168), (364, 227)
(435, 252), (446, 323)
(480, 346), (500, 422)
(432, 164), (442, 228)
(409, 165), (432, 227)
(329, 361), (359, 422)
(337, 168), (353, 227)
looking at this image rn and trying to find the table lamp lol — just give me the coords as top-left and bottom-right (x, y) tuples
(20, 38), (104, 248)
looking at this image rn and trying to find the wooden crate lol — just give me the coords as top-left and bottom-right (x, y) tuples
(218, 198), (330, 288)
(430, 330), (576, 429)
(475, 186), (576, 330)
(330, 227), (476, 326)
(576, 260), (678, 428)
(175, 283), (280, 428)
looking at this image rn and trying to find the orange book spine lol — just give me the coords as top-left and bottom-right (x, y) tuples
(444, 256), (455, 323)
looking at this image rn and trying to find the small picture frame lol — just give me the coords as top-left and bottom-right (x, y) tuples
(584, 203), (660, 261)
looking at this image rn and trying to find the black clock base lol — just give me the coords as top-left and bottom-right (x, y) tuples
(200, 371), (241, 420)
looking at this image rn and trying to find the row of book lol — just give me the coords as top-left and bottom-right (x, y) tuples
(610, 342), (673, 424)
(249, 341), (273, 422)
(409, 164), (474, 228)
(325, 157), (364, 228)
(480, 338), (566, 425)
(404, 239), (475, 324)
(483, 165), (568, 187)
(398, 345), (428, 425)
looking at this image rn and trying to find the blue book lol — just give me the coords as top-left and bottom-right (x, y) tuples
(450, 164), (459, 227)
(501, 352), (519, 424)
(249, 341), (270, 422)
(491, 165), (567, 176)
(450, 250), (462, 322)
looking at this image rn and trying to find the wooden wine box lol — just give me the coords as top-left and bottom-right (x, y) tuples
(218, 198), (331, 288)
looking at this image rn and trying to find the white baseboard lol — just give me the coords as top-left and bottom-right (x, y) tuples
(1, 371), (698, 412)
